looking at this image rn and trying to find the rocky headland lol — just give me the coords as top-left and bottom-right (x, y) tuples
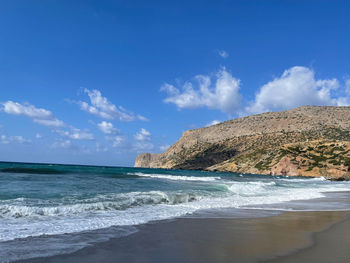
(134, 153), (161, 168)
(135, 106), (350, 180)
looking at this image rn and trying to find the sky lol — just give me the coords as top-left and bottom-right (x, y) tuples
(1, 0), (350, 166)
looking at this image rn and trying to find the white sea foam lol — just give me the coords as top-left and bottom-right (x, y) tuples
(0, 191), (197, 219)
(277, 176), (327, 182)
(129, 172), (221, 182)
(1, 176), (350, 244)
(227, 181), (276, 196)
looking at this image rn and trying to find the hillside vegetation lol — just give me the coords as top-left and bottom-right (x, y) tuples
(134, 106), (350, 180)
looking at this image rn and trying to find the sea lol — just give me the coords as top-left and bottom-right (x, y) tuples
(1, 161), (350, 262)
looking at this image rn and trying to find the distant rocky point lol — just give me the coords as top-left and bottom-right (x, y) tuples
(134, 153), (160, 168)
(135, 106), (350, 179)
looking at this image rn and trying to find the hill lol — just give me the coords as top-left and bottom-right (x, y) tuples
(134, 106), (350, 180)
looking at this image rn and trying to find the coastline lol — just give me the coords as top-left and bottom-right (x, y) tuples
(16, 209), (350, 263)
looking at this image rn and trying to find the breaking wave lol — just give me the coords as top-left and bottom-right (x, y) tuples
(2, 165), (350, 248)
(0, 191), (198, 219)
(129, 172), (221, 181)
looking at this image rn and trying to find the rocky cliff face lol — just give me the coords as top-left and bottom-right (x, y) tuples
(134, 153), (160, 168)
(135, 106), (350, 179)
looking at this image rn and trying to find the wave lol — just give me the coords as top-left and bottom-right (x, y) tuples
(0, 191), (197, 218)
(2, 165), (350, 246)
(277, 176), (327, 182)
(129, 172), (220, 182)
(224, 181), (277, 197)
(2, 180), (350, 243)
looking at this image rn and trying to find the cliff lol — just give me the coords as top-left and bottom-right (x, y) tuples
(135, 106), (350, 179)
(134, 153), (160, 168)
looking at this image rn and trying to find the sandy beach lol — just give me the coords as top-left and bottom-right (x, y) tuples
(2, 1), (350, 262)
(16, 209), (350, 263)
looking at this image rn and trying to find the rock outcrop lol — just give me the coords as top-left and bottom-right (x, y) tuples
(134, 153), (160, 168)
(135, 106), (350, 179)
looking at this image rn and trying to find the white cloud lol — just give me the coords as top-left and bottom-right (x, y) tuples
(96, 143), (108, 152)
(76, 89), (148, 122)
(55, 128), (94, 140)
(51, 139), (91, 154)
(136, 115), (149, 121)
(35, 133), (42, 139)
(326, 78), (350, 106)
(206, 120), (221, 127)
(102, 128), (154, 151)
(1, 101), (65, 127)
(133, 128), (153, 151)
(161, 68), (241, 115)
(97, 121), (119, 134)
(1, 135), (31, 144)
(77, 101), (112, 119)
(134, 128), (151, 141)
(2, 101), (51, 119)
(1, 135), (9, 144)
(246, 66), (348, 114)
(159, 144), (170, 151)
(217, 50), (229, 58)
(51, 140), (72, 149)
(134, 141), (154, 152)
(106, 135), (127, 148)
(33, 119), (65, 127)
(345, 78), (350, 95)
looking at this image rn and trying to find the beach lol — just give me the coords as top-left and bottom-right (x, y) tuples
(2, 1), (350, 262)
(16, 209), (350, 263)
(2, 163), (350, 262)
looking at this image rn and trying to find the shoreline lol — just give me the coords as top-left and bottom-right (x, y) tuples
(9, 191), (350, 263)
(16, 209), (350, 263)
(4, 167), (350, 262)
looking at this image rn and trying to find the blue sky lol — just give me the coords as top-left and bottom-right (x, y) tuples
(1, 0), (350, 166)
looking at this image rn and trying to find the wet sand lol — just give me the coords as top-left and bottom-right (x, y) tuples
(266, 211), (350, 263)
(17, 210), (350, 263)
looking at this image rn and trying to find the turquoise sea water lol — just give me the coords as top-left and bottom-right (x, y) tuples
(1, 161), (350, 262)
